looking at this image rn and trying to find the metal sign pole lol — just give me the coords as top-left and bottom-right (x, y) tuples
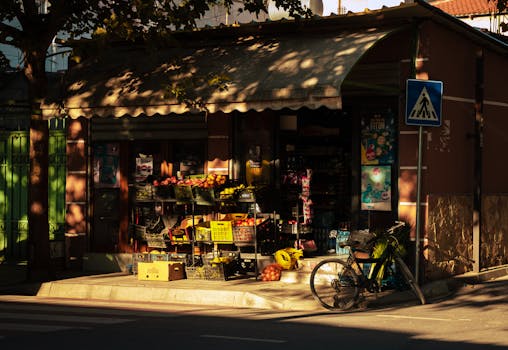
(415, 125), (423, 283)
(406, 78), (443, 284)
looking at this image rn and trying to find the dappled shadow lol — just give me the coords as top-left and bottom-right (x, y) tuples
(429, 279), (508, 311)
(61, 27), (397, 117)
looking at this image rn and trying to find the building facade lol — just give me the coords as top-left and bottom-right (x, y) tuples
(3, 1), (508, 281)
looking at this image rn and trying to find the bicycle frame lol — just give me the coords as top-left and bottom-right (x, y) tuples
(345, 232), (401, 292)
(346, 254), (383, 291)
(309, 221), (426, 310)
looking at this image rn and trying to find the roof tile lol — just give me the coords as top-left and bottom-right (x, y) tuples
(431, 0), (498, 16)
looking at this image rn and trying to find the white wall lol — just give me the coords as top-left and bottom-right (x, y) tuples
(269, 0), (405, 20)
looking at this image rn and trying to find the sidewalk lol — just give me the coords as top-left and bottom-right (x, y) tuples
(5, 267), (508, 312)
(2, 261), (507, 312)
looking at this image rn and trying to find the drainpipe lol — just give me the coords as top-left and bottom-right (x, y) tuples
(409, 23), (423, 283)
(473, 49), (484, 274)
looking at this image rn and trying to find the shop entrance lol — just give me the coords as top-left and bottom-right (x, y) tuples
(277, 108), (352, 254)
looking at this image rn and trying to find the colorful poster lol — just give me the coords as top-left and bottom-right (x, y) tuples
(361, 165), (391, 211)
(361, 111), (395, 164)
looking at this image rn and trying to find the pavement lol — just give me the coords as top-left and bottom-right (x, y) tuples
(1, 258), (507, 312)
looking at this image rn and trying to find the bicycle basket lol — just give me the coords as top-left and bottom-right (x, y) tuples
(346, 229), (376, 251)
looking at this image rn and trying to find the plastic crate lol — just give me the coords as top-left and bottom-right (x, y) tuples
(135, 184), (153, 200)
(174, 185), (194, 203)
(193, 187), (215, 206)
(185, 264), (228, 280)
(149, 253), (169, 261)
(210, 221), (233, 243)
(145, 233), (168, 249)
(232, 219), (270, 246)
(233, 225), (255, 246)
(195, 224), (211, 241)
(131, 253), (151, 275)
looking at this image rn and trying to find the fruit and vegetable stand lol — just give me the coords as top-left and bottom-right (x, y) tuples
(130, 174), (292, 281)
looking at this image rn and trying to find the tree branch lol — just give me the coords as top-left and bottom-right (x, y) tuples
(22, 0), (38, 16)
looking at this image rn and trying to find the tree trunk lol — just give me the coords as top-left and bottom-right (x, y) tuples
(28, 115), (51, 281)
(25, 47), (52, 281)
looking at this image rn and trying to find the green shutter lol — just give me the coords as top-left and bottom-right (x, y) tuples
(49, 130), (66, 241)
(0, 124), (66, 263)
(0, 132), (7, 263)
(0, 132), (29, 263)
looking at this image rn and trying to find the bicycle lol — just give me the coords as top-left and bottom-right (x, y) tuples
(310, 221), (426, 310)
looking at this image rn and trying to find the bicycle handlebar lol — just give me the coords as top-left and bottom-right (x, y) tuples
(339, 221), (408, 250)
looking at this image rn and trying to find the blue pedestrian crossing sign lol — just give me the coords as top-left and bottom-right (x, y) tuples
(405, 79), (443, 127)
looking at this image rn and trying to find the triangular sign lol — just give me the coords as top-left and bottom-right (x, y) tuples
(408, 87), (439, 121)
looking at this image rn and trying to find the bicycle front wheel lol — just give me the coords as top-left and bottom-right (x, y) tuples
(309, 258), (360, 311)
(395, 256), (426, 305)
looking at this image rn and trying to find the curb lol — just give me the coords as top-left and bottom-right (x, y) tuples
(3, 265), (507, 312)
(35, 278), (322, 311)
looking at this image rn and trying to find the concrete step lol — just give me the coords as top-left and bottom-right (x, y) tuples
(280, 254), (348, 284)
(280, 270), (311, 284)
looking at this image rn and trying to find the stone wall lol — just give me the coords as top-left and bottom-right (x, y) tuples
(426, 195), (473, 280)
(425, 194), (508, 280)
(482, 195), (508, 268)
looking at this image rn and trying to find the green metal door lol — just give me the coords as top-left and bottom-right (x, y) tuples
(49, 130), (66, 241)
(0, 131), (29, 263)
(0, 128), (66, 263)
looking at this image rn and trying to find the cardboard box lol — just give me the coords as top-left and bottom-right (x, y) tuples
(137, 261), (185, 281)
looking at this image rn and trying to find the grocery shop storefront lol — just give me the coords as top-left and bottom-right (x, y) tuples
(48, 20), (405, 269)
(42, 1), (508, 280)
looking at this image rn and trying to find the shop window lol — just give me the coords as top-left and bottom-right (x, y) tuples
(129, 140), (206, 184)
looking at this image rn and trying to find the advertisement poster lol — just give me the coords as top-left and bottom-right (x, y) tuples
(361, 111), (395, 165)
(93, 143), (120, 188)
(361, 165), (391, 211)
(135, 154), (153, 183)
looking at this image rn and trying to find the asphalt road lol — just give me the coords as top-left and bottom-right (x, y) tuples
(0, 279), (506, 350)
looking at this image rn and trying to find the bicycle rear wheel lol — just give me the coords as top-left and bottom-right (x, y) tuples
(309, 258), (360, 311)
(395, 256), (426, 305)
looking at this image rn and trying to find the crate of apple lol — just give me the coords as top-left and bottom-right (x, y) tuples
(234, 218), (265, 227)
(232, 218), (267, 245)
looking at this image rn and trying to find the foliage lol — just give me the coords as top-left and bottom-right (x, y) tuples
(489, 0), (508, 32)
(0, 0), (312, 99)
(0, 52), (10, 72)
